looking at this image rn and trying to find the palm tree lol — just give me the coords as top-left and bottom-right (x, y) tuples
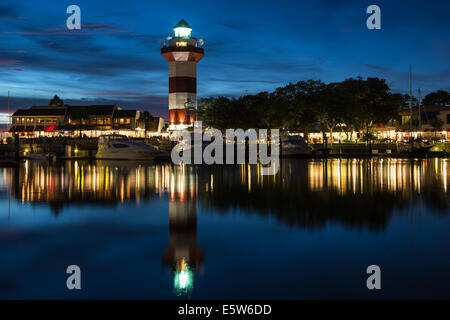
(49, 95), (64, 107)
(139, 111), (155, 138)
(68, 110), (89, 137)
(430, 117), (444, 140)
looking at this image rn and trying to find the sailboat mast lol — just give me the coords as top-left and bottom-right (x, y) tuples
(8, 90), (11, 129)
(418, 88), (422, 135)
(409, 65), (413, 149)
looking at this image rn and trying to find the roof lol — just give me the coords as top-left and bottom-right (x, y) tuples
(400, 105), (450, 114)
(30, 105), (67, 109)
(67, 105), (117, 116)
(146, 118), (163, 131)
(12, 108), (67, 116)
(114, 109), (137, 118)
(174, 19), (191, 29)
(11, 104), (139, 118)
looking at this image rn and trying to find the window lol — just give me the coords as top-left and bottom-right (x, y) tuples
(112, 143), (129, 148)
(104, 118), (111, 125)
(176, 41), (187, 47)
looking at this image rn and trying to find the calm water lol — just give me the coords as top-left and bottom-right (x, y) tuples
(0, 158), (449, 299)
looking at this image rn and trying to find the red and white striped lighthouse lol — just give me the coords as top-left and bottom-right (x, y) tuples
(161, 19), (204, 131)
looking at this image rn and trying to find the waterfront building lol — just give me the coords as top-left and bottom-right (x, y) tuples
(9, 98), (165, 138)
(161, 19), (204, 131)
(397, 106), (450, 141)
(302, 105), (450, 143)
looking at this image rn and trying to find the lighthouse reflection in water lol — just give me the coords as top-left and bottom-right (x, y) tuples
(162, 165), (204, 296)
(0, 159), (449, 299)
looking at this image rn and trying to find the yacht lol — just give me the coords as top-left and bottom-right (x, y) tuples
(95, 134), (160, 160)
(281, 135), (313, 157)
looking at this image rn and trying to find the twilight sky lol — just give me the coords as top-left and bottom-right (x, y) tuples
(0, 0), (449, 120)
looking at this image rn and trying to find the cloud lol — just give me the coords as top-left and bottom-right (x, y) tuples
(362, 64), (391, 73)
(0, 23), (166, 76)
(0, 58), (21, 66)
(216, 22), (249, 32)
(0, 4), (29, 20)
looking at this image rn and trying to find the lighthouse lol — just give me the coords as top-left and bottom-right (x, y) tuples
(161, 19), (204, 131)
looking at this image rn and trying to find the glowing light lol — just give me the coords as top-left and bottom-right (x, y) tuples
(174, 27), (191, 38)
(173, 19), (192, 38)
(173, 259), (194, 296)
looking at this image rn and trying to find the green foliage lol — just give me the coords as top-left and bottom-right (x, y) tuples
(430, 117), (444, 131)
(139, 111), (155, 133)
(360, 132), (376, 143)
(48, 95), (64, 107)
(423, 90), (450, 106)
(198, 77), (403, 136)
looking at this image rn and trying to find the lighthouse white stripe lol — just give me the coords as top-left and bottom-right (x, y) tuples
(169, 61), (197, 78)
(169, 92), (197, 109)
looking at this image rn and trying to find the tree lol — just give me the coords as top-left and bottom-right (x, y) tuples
(68, 110), (89, 136)
(139, 111), (155, 137)
(271, 80), (323, 136)
(423, 90), (450, 106)
(430, 117), (444, 139)
(49, 95), (64, 107)
(198, 77), (403, 149)
(342, 78), (401, 146)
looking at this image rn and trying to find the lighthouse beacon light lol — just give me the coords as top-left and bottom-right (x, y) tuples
(173, 19), (192, 38)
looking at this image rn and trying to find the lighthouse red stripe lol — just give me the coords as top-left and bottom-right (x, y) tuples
(169, 77), (196, 93)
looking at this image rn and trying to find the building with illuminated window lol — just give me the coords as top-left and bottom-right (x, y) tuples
(161, 19), (204, 131)
(397, 106), (450, 140)
(10, 103), (165, 137)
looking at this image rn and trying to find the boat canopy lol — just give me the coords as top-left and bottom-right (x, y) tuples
(98, 134), (129, 144)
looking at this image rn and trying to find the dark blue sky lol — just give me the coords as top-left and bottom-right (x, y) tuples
(0, 0), (449, 119)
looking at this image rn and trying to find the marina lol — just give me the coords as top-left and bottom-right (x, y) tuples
(0, 1), (449, 305)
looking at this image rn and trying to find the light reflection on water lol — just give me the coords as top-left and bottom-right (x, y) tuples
(0, 158), (449, 299)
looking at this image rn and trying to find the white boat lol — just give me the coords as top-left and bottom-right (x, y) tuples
(281, 135), (313, 157)
(95, 134), (160, 160)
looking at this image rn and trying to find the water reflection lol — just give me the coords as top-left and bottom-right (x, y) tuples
(1, 159), (448, 229)
(162, 165), (204, 296)
(0, 158), (449, 297)
(201, 159), (449, 231)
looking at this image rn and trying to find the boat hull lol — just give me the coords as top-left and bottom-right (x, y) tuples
(281, 146), (313, 157)
(95, 150), (158, 160)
